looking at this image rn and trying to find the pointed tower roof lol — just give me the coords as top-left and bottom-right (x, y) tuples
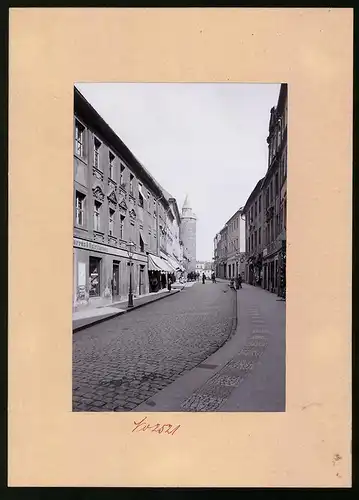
(182, 194), (191, 210)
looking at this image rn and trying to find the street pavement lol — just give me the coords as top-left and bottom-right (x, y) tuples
(133, 283), (285, 412)
(73, 280), (237, 411)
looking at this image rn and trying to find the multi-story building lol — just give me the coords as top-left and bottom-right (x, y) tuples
(157, 187), (185, 279)
(180, 195), (197, 275)
(195, 261), (213, 279)
(213, 207), (246, 280)
(225, 207), (246, 280)
(73, 88), (182, 311)
(243, 178), (265, 285)
(214, 224), (228, 279)
(242, 83), (287, 296)
(261, 83), (287, 296)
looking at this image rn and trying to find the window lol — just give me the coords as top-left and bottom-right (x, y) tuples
(109, 151), (115, 180)
(258, 228), (261, 245)
(94, 201), (101, 231)
(109, 208), (115, 236)
(259, 195), (262, 213)
(140, 234), (144, 252)
(75, 191), (85, 226)
(266, 188), (269, 209)
(75, 120), (85, 157)
(254, 201), (257, 217)
(254, 231), (257, 249)
(93, 137), (101, 169)
(130, 174), (134, 195)
(275, 173), (279, 196)
(119, 214), (125, 240)
(138, 183), (144, 208)
(89, 257), (101, 297)
(120, 164), (125, 186)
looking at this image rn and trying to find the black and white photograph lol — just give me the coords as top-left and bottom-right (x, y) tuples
(72, 82), (287, 413)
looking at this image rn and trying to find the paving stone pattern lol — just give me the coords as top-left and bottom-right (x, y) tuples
(181, 305), (271, 412)
(73, 282), (237, 412)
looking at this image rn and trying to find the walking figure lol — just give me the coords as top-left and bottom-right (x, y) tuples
(202, 272), (206, 284)
(235, 275), (242, 289)
(211, 272), (216, 284)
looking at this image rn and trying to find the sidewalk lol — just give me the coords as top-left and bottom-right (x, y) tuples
(133, 283), (285, 412)
(73, 288), (179, 333)
(73, 280), (198, 333)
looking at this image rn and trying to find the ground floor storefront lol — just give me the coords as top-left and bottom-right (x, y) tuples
(249, 239), (286, 298)
(73, 237), (181, 312)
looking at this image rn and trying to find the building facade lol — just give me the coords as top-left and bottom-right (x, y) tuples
(195, 261), (213, 279)
(214, 224), (228, 279)
(73, 88), (184, 312)
(213, 207), (246, 280)
(225, 208), (246, 280)
(261, 83), (287, 297)
(243, 178), (265, 285)
(180, 195), (197, 275)
(243, 83), (287, 297)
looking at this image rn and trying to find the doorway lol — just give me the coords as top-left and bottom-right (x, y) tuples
(112, 261), (120, 300)
(139, 265), (145, 295)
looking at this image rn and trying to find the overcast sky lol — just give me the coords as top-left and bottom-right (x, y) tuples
(75, 82), (280, 261)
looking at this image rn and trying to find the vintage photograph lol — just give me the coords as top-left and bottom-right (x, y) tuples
(72, 83), (287, 412)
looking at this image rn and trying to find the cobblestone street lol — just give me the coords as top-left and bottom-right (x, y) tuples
(73, 281), (237, 411)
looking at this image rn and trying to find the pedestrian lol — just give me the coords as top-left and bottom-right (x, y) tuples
(211, 272), (216, 284)
(237, 274), (242, 289)
(167, 276), (172, 292)
(202, 272), (206, 284)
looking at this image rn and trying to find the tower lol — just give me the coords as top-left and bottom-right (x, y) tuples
(180, 194), (197, 274)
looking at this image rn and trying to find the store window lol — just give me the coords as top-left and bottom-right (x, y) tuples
(75, 191), (85, 226)
(89, 257), (101, 297)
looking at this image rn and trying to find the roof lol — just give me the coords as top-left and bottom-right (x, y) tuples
(243, 177), (265, 212)
(182, 194), (191, 210)
(74, 87), (171, 210)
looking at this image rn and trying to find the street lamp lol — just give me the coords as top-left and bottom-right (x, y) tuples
(126, 240), (135, 308)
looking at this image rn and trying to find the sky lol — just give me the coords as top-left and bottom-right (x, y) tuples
(75, 82), (281, 261)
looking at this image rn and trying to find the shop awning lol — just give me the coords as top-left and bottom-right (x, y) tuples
(168, 254), (184, 272)
(148, 253), (173, 272)
(160, 251), (178, 272)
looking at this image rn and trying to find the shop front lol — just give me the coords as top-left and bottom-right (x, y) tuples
(147, 253), (174, 292)
(73, 237), (148, 311)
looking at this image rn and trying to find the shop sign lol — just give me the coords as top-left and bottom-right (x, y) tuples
(73, 237), (147, 263)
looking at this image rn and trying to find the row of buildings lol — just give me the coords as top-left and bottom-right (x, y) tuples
(213, 83), (287, 298)
(73, 88), (197, 312)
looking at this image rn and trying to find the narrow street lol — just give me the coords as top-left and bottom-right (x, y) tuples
(73, 280), (285, 412)
(73, 280), (237, 411)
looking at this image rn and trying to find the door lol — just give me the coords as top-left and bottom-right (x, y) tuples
(139, 265), (144, 295)
(112, 261), (120, 299)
